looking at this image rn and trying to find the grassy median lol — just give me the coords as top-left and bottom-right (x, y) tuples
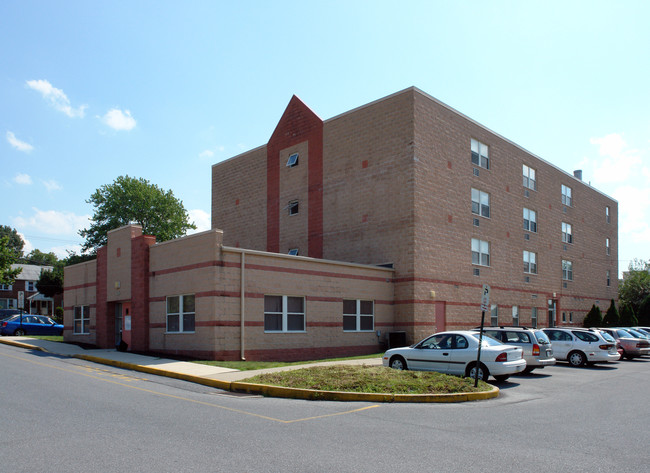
(195, 353), (383, 371)
(244, 365), (491, 394)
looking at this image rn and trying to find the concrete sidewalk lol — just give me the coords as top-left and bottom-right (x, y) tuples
(0, 337), (497, 402)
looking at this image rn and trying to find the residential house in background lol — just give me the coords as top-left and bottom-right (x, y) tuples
(0, 264), (60, 316)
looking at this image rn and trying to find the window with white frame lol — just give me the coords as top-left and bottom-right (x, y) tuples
(0, 299), (17, 309)
(0, 284), (12, 291)
(471, 138), (489, 169)
(531, 307), (538, 328)
(512, 306), (519, 325)
(523, 251), (537, 274)
(562, 222), (573, 244)
(471, 238), (490, 266)
(490, 304), (498, 326)
(523, 208), (537, 232)
(522, 165), (537, 191)
(343, 299), (374, 332)
(562, 260), (573, 281)
(606, 206), (610, 224)
(561, 184), (572, 206)
(166, 294), (195, 333)
(606, 238), (610, 255)
(471, 188), (490, 218)
(288, 200), (299, 216)
(264, 295), (305, 332)
(26, 281), (36, 291)
(74, 305), (90, 334)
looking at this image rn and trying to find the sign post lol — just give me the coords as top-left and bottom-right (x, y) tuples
(474, 284), (490, 387)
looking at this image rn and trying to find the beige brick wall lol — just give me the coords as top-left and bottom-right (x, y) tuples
(106, 225), (142, 302)
(63, 259), (97, 345)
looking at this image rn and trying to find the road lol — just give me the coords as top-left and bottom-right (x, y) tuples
(1, 343), (649, 473)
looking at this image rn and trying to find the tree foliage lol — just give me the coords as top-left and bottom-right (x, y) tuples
(79, 175), (196, 252)
(36, 268), (63, 298)
(583, 304), (602, 328)
(618, 259), (650, 315)
(0, 225), (24, 259)
(638, 294), (650, 326)
(21, 249), (59, 266)
(619, 304), (638, 327)
(602, 299), (619, 327)
(0, 235), (22, 285)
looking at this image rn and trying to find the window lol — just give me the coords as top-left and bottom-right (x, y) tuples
(26, 281), (36, 292)
(471, 188), (490, 218)
(523, 208), (537, 232)
(562, 312), (566, 323)
(522, 165), (537, 191)
(288, 200), (299, 216)
(561, 184), (572, 206)
(0, 284), (12, 291)
(606, 270), (611, 287)
(343, 299), (374, 332)
(166, 294), (195, 333)
(264, 295), (305, 332)
(288, 248), (299, 256)
(562, 222), (573, 244)
(606, 206), (610, 224)
(523, 251), (537, 274)
(606, 238), (610, 256)
(0, 299), (17, 309)
(512, 306), (519, 326)
(569, 312), (573, 323)
(471, 239), (490, 266)
(74, 305), (90, 334)
(531, 307), (538, 328)
(490, 304), (498, 326)
(286, 153), (299, 167)
(471, 138), (489, 169)
(562, 260), (573, 281)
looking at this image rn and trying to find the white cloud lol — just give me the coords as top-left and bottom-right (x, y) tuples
(26, 79), (87, 118)
(17, 232), (34, 255)
(14, 173), (33, 185)
(13, 208), (90, 236)
(100, 108), (136, 131)
(199, 149), (214, 158)
(187, 209), (211, 234)
(6, 131), (34, 152)
(588, 133), (642, 184)
(42, 179), (63, 191)
(613, 185), (650, 245)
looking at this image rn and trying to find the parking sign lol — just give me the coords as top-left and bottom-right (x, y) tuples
(480, 284), (490, 312)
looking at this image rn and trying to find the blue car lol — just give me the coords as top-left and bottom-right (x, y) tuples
(0, 314), (64, 336)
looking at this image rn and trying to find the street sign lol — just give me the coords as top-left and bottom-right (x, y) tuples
(18, 291), (25, 310)
(480, 284), (490, 311)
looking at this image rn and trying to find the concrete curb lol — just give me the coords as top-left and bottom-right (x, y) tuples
(1, 338), (499, 402)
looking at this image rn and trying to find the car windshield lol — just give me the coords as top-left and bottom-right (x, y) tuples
(599, 331), (615, 343)
(617, 329), (634, 338)
(534, 330), (550, 344)
(626, 329), (647, 339)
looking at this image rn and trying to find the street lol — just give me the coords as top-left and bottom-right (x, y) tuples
(1, 343), (649, 473)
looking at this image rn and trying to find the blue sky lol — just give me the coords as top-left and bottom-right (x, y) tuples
(1, 1), (648, 276)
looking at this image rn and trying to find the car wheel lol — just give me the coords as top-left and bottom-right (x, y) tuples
(493, 375), (510, 382)
(14, 328), (26, 336)
(568, 351), (585, 367)
(625, 354), (635, 360)
(523, 366), (535, 374)
(466, 363), (489, 381)
(390, 356), (407, 370)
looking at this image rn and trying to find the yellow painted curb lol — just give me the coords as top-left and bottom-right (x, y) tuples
(0, 338), (48, 351)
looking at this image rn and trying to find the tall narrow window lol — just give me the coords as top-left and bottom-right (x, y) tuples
(562, 222), (573, 244)
(524, 251), (537, 274)
(562, 260), (573, 281)
(531, 307), (538, 328)
(166, 295), (195, 333)
(523, 208), (537, 232)
(490, 304), (498, 326)
(561, 184), (572, 206)
(471, 188), (490, 218)
(264, 295), (305, 332)
(606, 270), (611, 287)
(606, 238), (610, 255)
(471, 139), (489, 169)
(343, 299), (374, 332)
(606, 206), (610, 224)
(471, 238), (490, 266)
(512, 306), (519, 326)
(522, 165), (537, 191)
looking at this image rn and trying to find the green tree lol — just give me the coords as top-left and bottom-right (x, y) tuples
(21, 249), (59, 266)
(1, 235), (22, 285)
(0, 225), (24, 259)
(638, 294), (650, 326)
(618, 259), (650, 315)
(79, 175), (196, 253)
(619, 303), (638, 327)
(602, 299), (619, 327)
(583, 304), (602, 328)
(36, 267), (64, 298)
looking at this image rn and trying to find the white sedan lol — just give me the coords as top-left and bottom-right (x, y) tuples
(382, 330), (526, 382)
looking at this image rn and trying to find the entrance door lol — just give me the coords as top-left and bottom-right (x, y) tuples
(115, 303), (123, 347)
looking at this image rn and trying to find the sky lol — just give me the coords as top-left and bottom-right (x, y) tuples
(1, 0), (648, 276)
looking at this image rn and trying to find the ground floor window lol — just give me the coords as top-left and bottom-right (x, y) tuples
(74, 306), (90, 334)
(343, 299), (374, 331)
(166, 294), (195, 333)
(531, 307), (538, 328)
(490, 304), (498, 326)
(264, 295), (305, 332)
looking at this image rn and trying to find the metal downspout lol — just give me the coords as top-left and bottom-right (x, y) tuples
(240, 251), (246, 360)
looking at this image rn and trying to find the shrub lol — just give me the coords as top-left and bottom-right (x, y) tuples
(583, 304), (602, 327)
(602, 299), (619, 327)
(619, 304), (638, 327)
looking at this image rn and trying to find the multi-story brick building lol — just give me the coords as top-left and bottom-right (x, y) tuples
(1, 264), (60, 316)
(64, 87), (618, 360)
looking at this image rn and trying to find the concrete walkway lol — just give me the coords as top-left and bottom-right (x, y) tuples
(0, 337), (498, 402)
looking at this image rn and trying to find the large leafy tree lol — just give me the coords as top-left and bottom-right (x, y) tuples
(79, 175), (197, 252)
(618, 259), (650, 315)
(21, 249), (58, 266)
(0, 225), (24, 260)
(619, 303), (638, 327)
(0, 235), (22, 285)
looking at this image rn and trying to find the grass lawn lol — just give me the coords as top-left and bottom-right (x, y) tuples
(194, 353), (384, 371)
(27, 335), (64, 342)
(244, 365), (491, 394)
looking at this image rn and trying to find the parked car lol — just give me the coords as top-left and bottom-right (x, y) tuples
(542, 327), (620, 366)
(0, 314), (64, 336)
(624, 328), (650, 341)
(473, 326), (555, 373)
(0, 309), (22, 320)
(382, 330), (526, 382)
(598, 328), (650, 359)
(632, 327), (650, 337)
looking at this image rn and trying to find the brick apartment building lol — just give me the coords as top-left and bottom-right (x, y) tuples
(1, 264), (60, 316)
(64, 87), (618, 360)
